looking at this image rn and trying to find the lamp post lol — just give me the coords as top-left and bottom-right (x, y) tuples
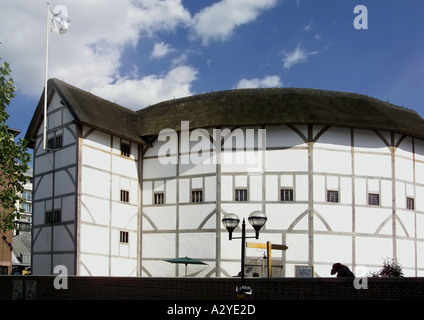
(222, 211), (267, 295)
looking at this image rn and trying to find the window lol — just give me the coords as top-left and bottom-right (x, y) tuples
(192, 190), (203, 203)
(47, 135), (62, 150)
(368, 193), (380, 206)
(280, 188), (294, 202)
(45, 209), (61, 224)
(326, 190), (339, 203)
(22, 190), (32, 201)
(121, 142), (130, 157)
(407, 197), (415, 210)
(154, 193), (164, 205)
(120, 231), (129, 243)
(235, 189), (248, 201)
(20, 203), (32, 213)
(120, 190), (129, 202)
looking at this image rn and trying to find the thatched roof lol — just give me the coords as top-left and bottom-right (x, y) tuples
(25, 79), (424, 148)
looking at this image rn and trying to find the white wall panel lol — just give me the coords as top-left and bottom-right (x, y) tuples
(80, 254), (109, 276)
(179, 233), (216, 259)
(81, 195), (110, 225)
(82, 146), (110, 171)
(354, 153), (391, 177)
(83, 129), (111, 152)
(142, 233), (176, 258)
(355, 237), (393, 265)
(249, 175), (262, 202)
(179, 204), (215, 230)
(265, 203), (308, 230)
(143, 206), (176, 230)
(81, 167), (110, 198)
(221, 176), (233, 201)
(314, 234), (352, 264)
(265, 149), (308, 172)
(179, 178), (190, 203)
(143, 158), (176, 179)
(315, 205), (352, 232)
(204, 176), (216, 202)
(80, 224), (109, 255)
(355, 207), (392, 234)
(265, 175), (278, 201)
(266, 126), (306, 148)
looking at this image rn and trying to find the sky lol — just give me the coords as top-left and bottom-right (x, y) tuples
(1, 0), (424, 144)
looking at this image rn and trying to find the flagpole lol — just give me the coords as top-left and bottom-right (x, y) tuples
(43, 2), (50, 150)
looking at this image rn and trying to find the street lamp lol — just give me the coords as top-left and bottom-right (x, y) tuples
(222, 211), (267, 295)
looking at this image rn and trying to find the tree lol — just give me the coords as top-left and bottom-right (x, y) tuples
(0, 58), (31, 232)
(368, 257), (404, 278)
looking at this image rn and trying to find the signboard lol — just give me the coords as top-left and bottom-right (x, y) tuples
(295, 265), (314, 277)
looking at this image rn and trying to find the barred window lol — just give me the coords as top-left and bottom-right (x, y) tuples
(47, 135), (62, 150)
(407, 197), (415, 210)
(154, 193), (164, 205)
(368, 193), (380, 206)
(326, 190), (339, 203)
(235, 189), (248, 201)
(121, 142), (130, 157)
(120, 190), (129, 202)
(120, 231), (129, 243)
(192, 190), (203, 203)
(280, 188), (294, 202)
(45, 210), (61, 224)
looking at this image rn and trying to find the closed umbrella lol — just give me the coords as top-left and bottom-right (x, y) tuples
(165, 256), (208, 277)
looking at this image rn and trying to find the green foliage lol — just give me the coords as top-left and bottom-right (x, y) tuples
(0, 58), (32, 232)
(368, 257), (404, 278)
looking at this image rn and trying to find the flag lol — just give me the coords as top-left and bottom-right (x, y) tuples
(49, 5), (71, 34)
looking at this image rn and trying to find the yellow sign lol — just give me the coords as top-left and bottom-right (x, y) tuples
(246, 241), (288, 277)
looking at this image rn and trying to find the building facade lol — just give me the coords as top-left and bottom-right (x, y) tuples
(25, 79), (424, 277)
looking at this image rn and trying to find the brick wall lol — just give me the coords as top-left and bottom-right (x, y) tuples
(1, 276), (423, 300)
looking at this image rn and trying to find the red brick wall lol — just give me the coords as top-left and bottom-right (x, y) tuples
(0, 230), (13, 275)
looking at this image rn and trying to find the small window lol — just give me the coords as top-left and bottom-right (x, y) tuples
(407, 197), (415, 210)
(326, 190), (339, 203)
(22, 190), (32, 201)
(120, 190), (129, 202)
(121, 142), (131, 157)
(154, 193), (164, 205)
(368, 193), (380, 206)
(55, 135), (62, 149)
(45, 209), (61, 224)
(47, 135), (62, 150)
(20, 203), (32, 213)
(192, 190), (203, 203)
(235, 189), (248, 201)
(280, 188), (294, 202)
(120, 231), (129, 243)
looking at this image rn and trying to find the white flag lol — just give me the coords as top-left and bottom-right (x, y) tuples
(49, 5), (71, 34)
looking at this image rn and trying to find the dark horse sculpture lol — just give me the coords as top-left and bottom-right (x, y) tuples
(331, 263), (355, 277)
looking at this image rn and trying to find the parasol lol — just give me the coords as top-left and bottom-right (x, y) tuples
(165, 256), (208, 277)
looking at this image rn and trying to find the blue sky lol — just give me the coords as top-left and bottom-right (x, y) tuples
(1, 0), (424, 140)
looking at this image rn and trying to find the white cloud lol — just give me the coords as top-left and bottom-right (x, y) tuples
(0, 0), (280, 111)
(0, 0), (192, 98)
(91, 65), (198, 109)
(151, 42), (174, 59)
(236, 75), (281, 89)
(191, 0), (279, 45)
(281, 43), (318, 69)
